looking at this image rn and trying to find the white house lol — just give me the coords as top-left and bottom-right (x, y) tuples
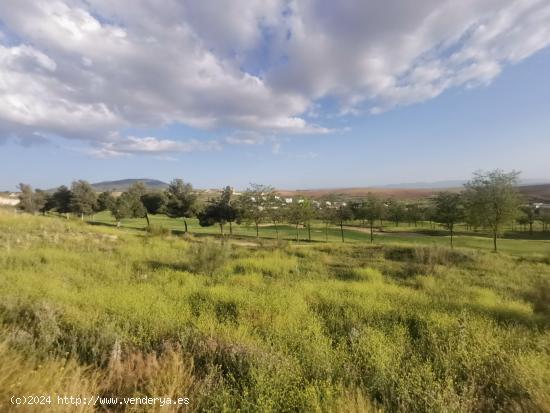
(0, 193), (19, 206)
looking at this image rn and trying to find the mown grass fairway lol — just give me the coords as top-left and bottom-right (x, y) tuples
(1, 210), (549, 412)
(91, 210), (550, 256)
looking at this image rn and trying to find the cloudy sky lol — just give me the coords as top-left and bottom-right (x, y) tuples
(1, 0), (550, 190)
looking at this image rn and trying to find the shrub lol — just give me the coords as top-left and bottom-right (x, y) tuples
(187, 239), (231, 276)
(146, 224), (171, 237)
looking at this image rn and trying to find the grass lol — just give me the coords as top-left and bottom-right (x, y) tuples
(0, 210), (549, 412)
(87, 210), (550, 256)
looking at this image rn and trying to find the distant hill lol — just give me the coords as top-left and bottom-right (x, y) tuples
(277, 187), (449, 201)
(91, 179), (168, 192)
(278, 182), (550, 202)
(519, 184), (550, 203)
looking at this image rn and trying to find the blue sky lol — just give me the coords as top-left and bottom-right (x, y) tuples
(1, 1), (550, 191)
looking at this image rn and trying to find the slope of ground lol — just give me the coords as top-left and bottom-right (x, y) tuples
(0, 211), (549, 412)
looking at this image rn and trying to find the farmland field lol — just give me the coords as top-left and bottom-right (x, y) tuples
(1, 210), (549, 412)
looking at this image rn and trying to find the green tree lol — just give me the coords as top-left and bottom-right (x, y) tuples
(362, 194), (385, 243)
(165, 179), (197, 233)
(463, 170), (520, 252)
(332, 204), (354, 243)
(35, 190), (51, 215)
(286, 201), (305, 241)
(434, 192), (463, 248)
(300, 199), (316, 241)
(387, 199), (405, 227)
(317, 205), (336, 242)
(265, 196), (285, 240)
(51, 186), (73, 218)
(198, 186), (238, 235)
(124, 183), (148, 225)
(536, 208), (550, 232)
(108, 195), (131, 227)
(519, 205), (536, 235)
(239, 184), (274, 238)
(70, 180), (98, 220)
(96, 191), (115, 212)
(406, 202), (423, 227)
(141, 191), (167, 226)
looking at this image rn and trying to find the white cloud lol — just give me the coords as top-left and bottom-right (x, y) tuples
(90, 136), (222, 158)
(0, 0), (549, 152)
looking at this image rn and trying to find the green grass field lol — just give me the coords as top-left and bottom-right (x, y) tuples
(1, 211), (549, 412)
(90, 210), (550, 256)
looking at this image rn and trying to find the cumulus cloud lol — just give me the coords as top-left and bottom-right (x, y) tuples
(0, 0), (549, 152)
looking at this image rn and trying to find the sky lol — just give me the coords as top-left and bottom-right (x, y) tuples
(1, 0), (550, 191)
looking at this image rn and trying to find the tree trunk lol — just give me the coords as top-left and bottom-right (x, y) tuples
(295, 224), (299, 242)
(255, 222), (259, 238)
(493, 231), (497, 252)
(450, 226), (454, 249)
(370, 221), (374, 243)
(307, 223), (311, 241)
(340, 223), (345, 243)
(145, 213), (150, 227)
(229, 221), (233, 235)
(183, 219), (188, 233)
(325, 223), (328, 242)
(219, 222), (223, 235)
(529, 222), (533, 235)
(274, 222), (279, 240)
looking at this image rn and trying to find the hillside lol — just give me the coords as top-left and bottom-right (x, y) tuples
(278, 183), (550, 202)
(519, 183), (550, 203)
(91, 178), (168, 192)
(277, 186), (457, 201)
(1, 211), (549, 411)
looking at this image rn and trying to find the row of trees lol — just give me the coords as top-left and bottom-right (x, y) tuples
(17, 170), (549, 251)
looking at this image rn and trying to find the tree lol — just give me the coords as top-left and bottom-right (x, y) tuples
(17, 183), (36, 213)
(387, 200), (405, 227)
(463, 170), (520, 252)
(318, 206), (336, 242)
(286, 201), (305, 241)
(141, 191), (167, 226)
(406, 203), (423, 227)
(239, 184), (274, 238)
(70, 180), (97, 220)
(362, 194), (385, 243)
(434, 192), (463, 248)
(519, 205), (536, 235)
(537, 209), (550, 232)
(332, 204), (354, 243)
(35, 190), (51, 215)
(51, 186), (73, 217)
(96, 191), (115, 212)
(265, 196), (285, 240)
(165, 179), (197, 233)
(197, 186), (238, 235)
(300, 199), (316, 241)
(124, 183), (148, 226)
(108, 195), (132, 227)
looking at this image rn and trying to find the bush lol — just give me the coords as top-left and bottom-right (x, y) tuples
(146, 224), (171, 237)
(187, 239), (231, 276)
